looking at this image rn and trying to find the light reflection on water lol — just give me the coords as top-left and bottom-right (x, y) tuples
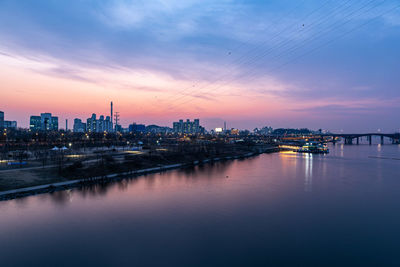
(304, 153), (313, 192)
(0, 145), (400, 266)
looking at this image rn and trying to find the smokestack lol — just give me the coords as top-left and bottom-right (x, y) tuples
(66, 119), (68, 131)
(111, 101), (113, 125)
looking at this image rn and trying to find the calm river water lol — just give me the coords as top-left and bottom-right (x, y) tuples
(1, 144), (400, 266)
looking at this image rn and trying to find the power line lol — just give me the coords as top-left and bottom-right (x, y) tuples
(159, 0), (334, 106)
(160, 0), (311, 103)
(114, 112), (120, 131)
(165, 0), (391, 111)
(160, 0), (360, 108)
(177, 1), (398, 110)
(162, 0), (377, 110)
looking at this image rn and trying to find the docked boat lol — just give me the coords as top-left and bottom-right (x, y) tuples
(297, 141), (329, 154)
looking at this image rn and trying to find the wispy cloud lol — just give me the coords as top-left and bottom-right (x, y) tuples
(1, 0), (400, 130)
(292, 97), (400, 116)
(97, 0), (204, 28)
(292, 104), (372, 114)
(33, 66), (97, 83)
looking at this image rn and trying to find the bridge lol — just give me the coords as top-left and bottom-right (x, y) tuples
(322, 133), (400, 145)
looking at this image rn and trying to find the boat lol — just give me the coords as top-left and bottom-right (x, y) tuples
(297, 141), (329, 154)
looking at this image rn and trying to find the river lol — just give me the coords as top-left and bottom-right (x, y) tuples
(1, 144), (400, 266)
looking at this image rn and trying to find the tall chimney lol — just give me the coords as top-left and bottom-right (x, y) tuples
(111, 101), (113, 126)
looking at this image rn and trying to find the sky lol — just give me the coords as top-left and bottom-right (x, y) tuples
(0, 0), (399, 132)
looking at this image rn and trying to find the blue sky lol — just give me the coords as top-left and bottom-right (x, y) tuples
(0, 0), (399, 132)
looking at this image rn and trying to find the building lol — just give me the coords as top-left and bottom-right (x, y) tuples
(254, 126), (273, 135)
(0, 111), (4, 128)
(3, 121), (17, 129)
(129, 123), (146, 133)
(29, 113), (58, 131)
(173, 120), (183, 133)
(41, 113), (58, 131)
(146, 125), (172, 134)
(0, 111), (17, 129)
(86, 114), (96, 133)
(230, 128), (239, 135)
(86, 113), (113, 133)
(30, 116), (41, 131)
(73, 118), (86, 133)
(215, 127), (223, 133)
(98, 115), (112, 133)
(173, 119), (203, 134)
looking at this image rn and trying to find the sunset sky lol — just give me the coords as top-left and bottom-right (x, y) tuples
(0, 0), (399, 132)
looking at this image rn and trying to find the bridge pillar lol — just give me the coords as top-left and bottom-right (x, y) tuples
(368, 135), (372, 145)
(345, 137), (353, 145)
(381, 136), (384, 145)
(356, 137), (359, 145)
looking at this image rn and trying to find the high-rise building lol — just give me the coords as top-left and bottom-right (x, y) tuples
(105, 116), (112, 132)
(50, 116), (58, 131)
(173, 119), (184, 133)
(96, 115), (113, 133)
(3, 121), (17, 129)
(173, 119), (203, 134)
(30, 116), (41, 131)
(40, 113), (51, 130)
(73, 118), (86, 133)
(194, 119), (200, 133)
(98, 115), (105, 132)
(86, 113), (96, 133)
(39, 113), (58, 131)
(29, 113), (58, 131)
(86, 113), (113, 133)
(0, 111), (4, 128)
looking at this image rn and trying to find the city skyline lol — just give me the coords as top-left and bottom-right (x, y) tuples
(1, 105), (398, 133)
(1, 1), (400, 132)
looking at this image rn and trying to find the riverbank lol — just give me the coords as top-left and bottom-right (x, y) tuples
(0, 146), (279, 201)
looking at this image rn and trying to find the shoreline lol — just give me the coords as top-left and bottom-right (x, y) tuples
(0, 149), (278, 201)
